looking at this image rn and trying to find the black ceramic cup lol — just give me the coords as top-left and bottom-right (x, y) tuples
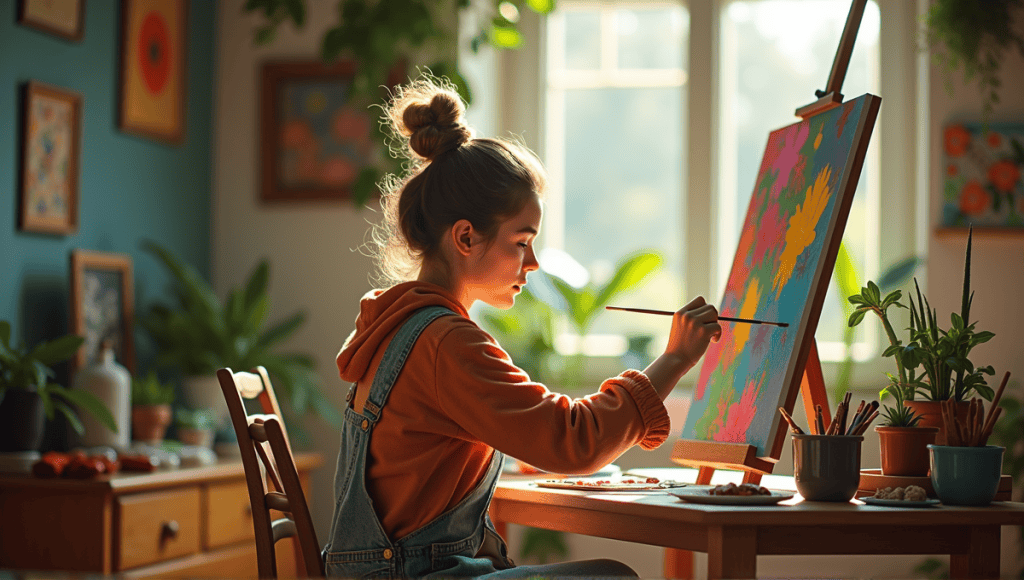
(792, 434), (864, 502)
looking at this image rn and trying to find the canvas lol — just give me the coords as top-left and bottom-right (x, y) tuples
(679, 94), (880, 458)
(940, 123), (1024, 230)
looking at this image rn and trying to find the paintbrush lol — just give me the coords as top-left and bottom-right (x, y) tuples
(605, 306), (789, 327)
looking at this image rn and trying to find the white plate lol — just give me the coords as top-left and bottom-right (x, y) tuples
(534, 479), (686, 492)
(861, 496), (940, 508)
(668, 488), (794, 505)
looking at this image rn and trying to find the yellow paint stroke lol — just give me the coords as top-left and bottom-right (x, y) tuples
(730, 278), (762, 360)
(814, 130), (823, 150)
(773, 166), (833, 298)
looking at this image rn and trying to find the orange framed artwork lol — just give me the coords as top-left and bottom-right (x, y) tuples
(70, 250), (135, 377)
(119, 0), (187, 145)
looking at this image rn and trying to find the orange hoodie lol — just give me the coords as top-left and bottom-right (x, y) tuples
(336, 281), (671, 541)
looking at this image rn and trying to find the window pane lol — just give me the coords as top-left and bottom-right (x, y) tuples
(562, 87), (684, 337)
(564, 11), (602, 70)
(617, 7), (688, 69)
(719, 0), (880, 352)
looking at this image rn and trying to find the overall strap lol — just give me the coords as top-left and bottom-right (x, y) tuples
(360, 305), (456, 424)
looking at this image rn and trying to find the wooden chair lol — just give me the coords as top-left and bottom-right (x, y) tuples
(217, 366), (325, 579)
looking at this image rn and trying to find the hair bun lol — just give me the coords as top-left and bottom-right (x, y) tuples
(397, 89), (472, 161)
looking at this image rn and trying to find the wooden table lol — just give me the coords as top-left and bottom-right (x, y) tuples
(490, 470), (1024, 580)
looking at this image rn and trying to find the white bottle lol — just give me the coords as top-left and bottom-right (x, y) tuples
(73, 342), (131, 449)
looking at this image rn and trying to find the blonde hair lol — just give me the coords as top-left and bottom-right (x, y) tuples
(369, 75), (546, 287)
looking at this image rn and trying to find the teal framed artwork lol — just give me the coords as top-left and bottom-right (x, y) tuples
(940, 123), (1024, 232)
(676, 94), (881, 466)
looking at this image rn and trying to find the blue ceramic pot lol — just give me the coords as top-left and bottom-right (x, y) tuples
(928, 444), (1004, 506)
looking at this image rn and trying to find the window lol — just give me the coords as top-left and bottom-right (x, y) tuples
(481, 0), (921, 388)
(544, 3), (689, 355)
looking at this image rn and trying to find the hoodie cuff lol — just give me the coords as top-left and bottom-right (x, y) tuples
(604, 369), (671, 450)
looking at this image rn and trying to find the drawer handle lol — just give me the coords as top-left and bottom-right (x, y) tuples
(160, 520), (179, 543)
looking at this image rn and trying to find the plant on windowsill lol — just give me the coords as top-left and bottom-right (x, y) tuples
(138, 240), (344, 443)
(0, 321), (116, 452)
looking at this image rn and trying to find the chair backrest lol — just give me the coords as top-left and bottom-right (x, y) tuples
(217, 366), (325, 579)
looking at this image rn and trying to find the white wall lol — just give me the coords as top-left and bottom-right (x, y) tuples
(213, 0), (1024, 577)
(211, 0), (381, 541)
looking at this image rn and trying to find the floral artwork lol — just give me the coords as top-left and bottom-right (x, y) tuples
(278, 78), (372, 189)
(260, 60), (379, 202)
(679, 95), (879, 457)
(20, 82), (80, 235)
(26, 95), (73, 222)
(940, 124), (1024, 229)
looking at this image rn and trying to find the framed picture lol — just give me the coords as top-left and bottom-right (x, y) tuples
(70, 250), (135, 376)
(118, 0), (187, 145)
(19, 81), (81, 235)
(938, 123), (1024, 234)
(18, 0), (85, 41)
(260, 60), (381, 202)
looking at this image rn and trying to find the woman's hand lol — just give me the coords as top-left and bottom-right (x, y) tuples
(664, 296), (722, 365)
(643, 297), (722, 400)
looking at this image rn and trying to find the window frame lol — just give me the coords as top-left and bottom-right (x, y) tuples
(475, 0), (925, 393)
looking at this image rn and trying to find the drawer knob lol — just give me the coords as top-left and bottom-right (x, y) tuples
(161, 520), (180, 542)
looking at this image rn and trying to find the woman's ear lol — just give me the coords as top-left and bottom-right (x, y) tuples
(450, 219), (478, 257)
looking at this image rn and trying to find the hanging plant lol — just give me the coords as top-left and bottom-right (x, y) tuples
(243, 0), (556, 205)
(923, 0), (1024, 121)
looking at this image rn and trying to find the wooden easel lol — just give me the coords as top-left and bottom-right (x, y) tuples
(664, 1), (867, 577)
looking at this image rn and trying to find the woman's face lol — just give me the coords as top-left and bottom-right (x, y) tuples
(465, 195), (543, 309)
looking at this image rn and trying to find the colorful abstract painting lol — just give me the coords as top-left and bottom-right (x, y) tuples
(679, 94), (880, 458)
(940, 124), (1024, 229)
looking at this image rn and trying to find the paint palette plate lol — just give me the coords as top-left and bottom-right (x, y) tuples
(861, 497), (940, 508)
(668, 488), (794, 505)
(534, 478), (686, 491)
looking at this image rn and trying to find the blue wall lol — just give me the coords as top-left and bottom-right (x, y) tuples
(1, 0), (216, 374)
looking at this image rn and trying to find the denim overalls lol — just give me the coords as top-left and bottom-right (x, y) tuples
(323, 305), (515, 579)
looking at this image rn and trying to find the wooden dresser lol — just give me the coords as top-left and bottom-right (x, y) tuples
(0, 452), (322, 578)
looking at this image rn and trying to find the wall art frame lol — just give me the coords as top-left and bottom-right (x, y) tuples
(118, 0), (188, 145)
(19, 81), (81, 235)
(70, 249), (136, 377)
(260, 59), (383, 202)
(18, 0), (85, 41)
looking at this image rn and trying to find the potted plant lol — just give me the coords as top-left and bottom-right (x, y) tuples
(849, 227), (994, 444)
(901, 228), (994, 440)
(174, 407), (216, 448)
(131, 371), (175, 445)
(0, 321), (116, 452)
(847, 283), (936, 475)
(138, 240), (343, 439)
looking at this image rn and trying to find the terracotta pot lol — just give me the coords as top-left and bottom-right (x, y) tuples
(904, 400), (968, 445)
(876, 425), (939, 476)
(132, 405), (172, 445)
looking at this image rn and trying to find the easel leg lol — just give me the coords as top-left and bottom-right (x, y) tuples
(664, 549), (695, 580)
(664, 466), (715, 579)
(800, 339), (832, 431)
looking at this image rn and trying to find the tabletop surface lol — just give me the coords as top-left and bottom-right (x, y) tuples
(495, 467), (1024, 527)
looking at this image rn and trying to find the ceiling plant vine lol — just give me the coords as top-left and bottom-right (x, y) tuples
(243, 0), (556, 206)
